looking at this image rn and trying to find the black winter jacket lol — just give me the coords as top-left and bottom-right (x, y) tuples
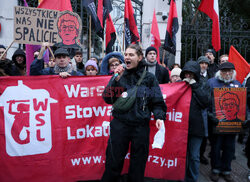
(207, 62), (218, 78)
(10, 49), (26, 76)
(181, 61), (210, 137)
(0, 59), (19, 76)
(146, 63), (170, 84)
(102, 60), (167, 126)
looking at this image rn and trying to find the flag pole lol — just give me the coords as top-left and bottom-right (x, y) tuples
(47, 46), (55, 60)
(162, 50), (166, 65)
(123, 22), (125, 52)
(102, 24), (105, 57)
(0, 40), (15, 60)
(89, 15), (92, 59)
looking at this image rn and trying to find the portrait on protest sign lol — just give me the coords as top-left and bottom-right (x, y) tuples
(14, 6), (82, 48)
(54, 11), (82, 50)
(213, 87), (246, 133)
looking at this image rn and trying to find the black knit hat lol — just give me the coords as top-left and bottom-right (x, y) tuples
(145, 46), (157, 57)
(0, 44), (6, 49)
(54, 48), (69, 57)
(219, 62), (235, 70)
(206, 49), (216, 57)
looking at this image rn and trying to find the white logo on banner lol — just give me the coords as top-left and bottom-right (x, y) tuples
(0, 80), (57, 156)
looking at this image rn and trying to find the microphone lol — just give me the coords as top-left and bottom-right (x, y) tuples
(113, 63), (126, 79)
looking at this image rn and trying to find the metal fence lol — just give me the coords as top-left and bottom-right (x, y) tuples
(181, 8), (250, 64)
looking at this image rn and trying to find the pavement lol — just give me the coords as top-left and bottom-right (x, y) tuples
(84, 137), (249, 182)
(143, 138), (249, 182)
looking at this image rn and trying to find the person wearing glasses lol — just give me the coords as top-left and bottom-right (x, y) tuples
(53, 12), (82, 58)
(100, 52), (124, 75)
(208, 62), (242, 182)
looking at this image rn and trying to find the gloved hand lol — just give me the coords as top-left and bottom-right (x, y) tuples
(189, 79), (196, 84)
(183, 78), (196, 85)
(183, 78), (191, 83)
(208, 112), (219, 126)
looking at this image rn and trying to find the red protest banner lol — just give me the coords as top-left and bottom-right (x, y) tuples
(0, 76), (191, 181)
(213, 87), (246, 134)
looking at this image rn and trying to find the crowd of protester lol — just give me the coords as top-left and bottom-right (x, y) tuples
(0, 42), (249, 182)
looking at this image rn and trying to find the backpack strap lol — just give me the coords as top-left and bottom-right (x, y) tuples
(136, 67), (147, 86)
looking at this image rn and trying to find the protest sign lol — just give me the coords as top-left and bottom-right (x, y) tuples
(213, 87), (246, 133)
(0, 76), (191, 181)
(14, 6), (82, 47)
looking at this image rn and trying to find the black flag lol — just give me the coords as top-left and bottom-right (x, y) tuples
(83, 0), (103, 38)
(163, 0), (179, 55)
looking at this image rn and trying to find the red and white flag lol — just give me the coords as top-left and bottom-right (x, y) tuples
(150, 9), (161, 64)
(198, 0), (221, 52)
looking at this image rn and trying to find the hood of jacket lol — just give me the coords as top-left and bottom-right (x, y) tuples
(100, 52), (124, 75)
(12, 49), (26, 65)
(180, 60), (200, 81)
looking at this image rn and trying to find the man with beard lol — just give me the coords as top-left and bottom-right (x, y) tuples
(208, 62), (241, 182)
(205, 49), (218, 78)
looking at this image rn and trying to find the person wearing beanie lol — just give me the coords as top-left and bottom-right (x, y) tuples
(197, 56), (213, 80)
(207, 62), (242, 182)
(85, 60), (98, 76)
(30, 43), (83, 77)
(205, 49), (218, 78)
(100, 52), (124, 75)
(145, 46), (169, 84)
(170, 67), (182, 83)
(180, 61), (210, 182)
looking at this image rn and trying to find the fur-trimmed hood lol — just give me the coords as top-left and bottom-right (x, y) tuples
(100, 52), (124, 75)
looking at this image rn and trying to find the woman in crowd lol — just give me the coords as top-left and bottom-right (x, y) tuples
(100, 52), (124, 75)
(84, 59), (99, 76)
(101, 44), (166, 182)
